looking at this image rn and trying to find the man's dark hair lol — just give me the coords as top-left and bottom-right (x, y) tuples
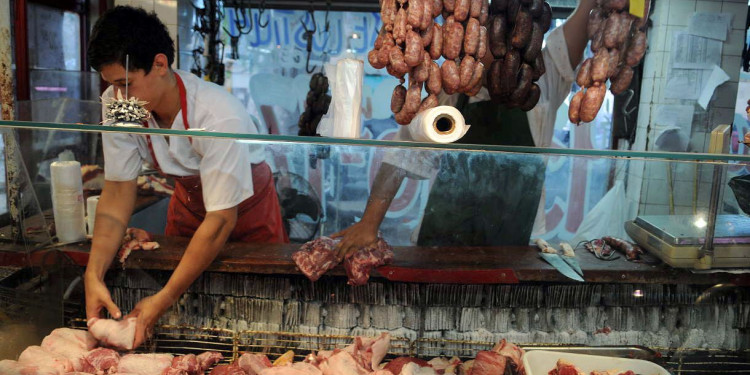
(88, 6), (175, 73)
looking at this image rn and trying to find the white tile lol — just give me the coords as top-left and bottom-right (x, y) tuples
(725, 29), (745, 57)
(721, 55), (742, 82)
(668, 0), (696, 26)
(647, 177), (671, 204)
(675, 161), (699, 183)
(652, 0), (670, 26)
(640, 77), (655, 104)
(154, 0), (177, 24)
(649, 26), (668, 53)
(644, 204), (670, 215)
(661, 50), (673, 79)
(722, 1), (748, 30)
(642, 51), (664, 80)
(673, 174), (698, 207)
(674, 205), (695, 215)
(696, 1), (722, 13)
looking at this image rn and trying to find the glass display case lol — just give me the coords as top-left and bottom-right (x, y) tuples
(0, 119), (747, 374)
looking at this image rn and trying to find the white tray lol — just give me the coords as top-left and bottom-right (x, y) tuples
(523, 350), (671, 375)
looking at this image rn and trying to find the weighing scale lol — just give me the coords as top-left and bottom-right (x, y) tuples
(625, 215), (750, 268)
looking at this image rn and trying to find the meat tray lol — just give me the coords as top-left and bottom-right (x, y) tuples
(522, 350), (670, 375)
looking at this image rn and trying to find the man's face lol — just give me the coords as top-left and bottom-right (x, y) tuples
(99, 63), (160, 111)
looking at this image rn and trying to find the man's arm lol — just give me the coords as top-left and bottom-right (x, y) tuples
(85, 179), (138, 319)
(563, 0), (598, 70)
(333, 163), (407, 257)
(129, 206), (238, 346)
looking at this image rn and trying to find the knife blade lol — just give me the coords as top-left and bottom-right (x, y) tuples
(539, 253), (584, 282)
(560, 255), (584, 277)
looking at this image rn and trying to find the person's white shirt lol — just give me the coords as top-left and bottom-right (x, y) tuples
(101, 70), (266, 212)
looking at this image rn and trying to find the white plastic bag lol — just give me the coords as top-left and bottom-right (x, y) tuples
(570, 180), (636, 244)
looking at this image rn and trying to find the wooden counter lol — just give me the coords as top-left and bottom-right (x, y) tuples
(1, 233), (748, 285)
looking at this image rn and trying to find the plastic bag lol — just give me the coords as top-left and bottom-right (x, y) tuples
(570, 180), (637, 245)
(729, 174), (750, 215)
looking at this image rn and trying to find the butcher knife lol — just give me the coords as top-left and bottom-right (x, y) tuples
(559, 242), (584, 277)
(534, 239), (584, 282)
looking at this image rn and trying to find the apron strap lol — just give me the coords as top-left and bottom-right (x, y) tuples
(145, 72), (191, 174)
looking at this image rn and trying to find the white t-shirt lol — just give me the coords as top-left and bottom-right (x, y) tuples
(382, 24), (576, 178)
(101, 70), (265, 212)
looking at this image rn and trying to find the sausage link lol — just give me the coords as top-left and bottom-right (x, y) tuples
(394, 109), (414, 125)
(522, 21), (544, 62)
(591, 29), (603, 52)
(427, 61), (443, 94)
(374, 26), (385, 49)
(580, 84), (606, 123)
(477, 26), (488, 59)
(403, 82), (423, 114)
(394, 8), (408, 44)
(378, 38), (393, 66)
(459, 56), (476, 91)
(511, 7), (533, 49)
(617, 14), (634, 47)
(610, 66), (634, 95)
(509, 63), (533, 102)
(443, 0), (456, 13)
(470, 0), (482, 19)
(466, 77), (483, 96)
(389, 45), (410, 76)
(479, 0), (489, 25)
(442, 21), (465, 60)
(408, 0), (424, 29)
(507, 0), (521, 22)
(368, 49), (386, 69)
(539, 2), (552, 32)
(626, 30), (647, 67)
(607, 48), (621, 78)
(591, 49), (608, 83)
(520, 83), (540, 111)
(576, 58), (593, 88)
(467, 60), (485, 92)
(454, 0), (471, 22)
(529, 0), (544, 18)
(433, 0), (443, 17)
(441, 59), (461, 94)
(413, 53), (431, 82)
(381, 0), (397, 30)
(568, 90), (583, 124)
(430, 23), (443, 59)
(532, 53), (545, 81)
(489, 58), (503, 96)
(603, 0), (628, 11)
(391, 85), (407, 113)
(418, 94), (439, 112)
(421, 0), (434, 30)
(464, 18), (481, 56)
(421, 22), (434, 47)
(587, 9), (604, 41)
(603, 12), (622, 49)
(500, 50), (521, 96)
(405, 30), (424, 67)
(489, 15), (507, 58)
(489, 0), (507, 14)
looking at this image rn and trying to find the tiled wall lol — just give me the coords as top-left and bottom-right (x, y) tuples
(633, 0), (746, 216)
(114, 0), (178, 67)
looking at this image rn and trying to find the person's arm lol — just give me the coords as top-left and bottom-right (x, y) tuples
(333, 163), (407, 258)
(563, 0), (598, 70)
(84, 179), (138, 320)
(128, 206), (238, 347)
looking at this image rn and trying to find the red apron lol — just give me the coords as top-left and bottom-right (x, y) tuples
(144, 73), (288, 243)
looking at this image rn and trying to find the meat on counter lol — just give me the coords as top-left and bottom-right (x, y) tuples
(292, 236), (394, 286)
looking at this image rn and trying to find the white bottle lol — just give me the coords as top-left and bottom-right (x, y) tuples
(50, 160), (86, 243)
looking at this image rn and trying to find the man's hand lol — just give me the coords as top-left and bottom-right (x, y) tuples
(127, 291), (174, 348)
(332, 219), (379, 259)
(85, 273), (121, 320)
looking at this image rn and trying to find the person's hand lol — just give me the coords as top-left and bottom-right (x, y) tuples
(332, 220), (379, 259)
(85, 273), (121, 320)
(126, 291), (173, 348)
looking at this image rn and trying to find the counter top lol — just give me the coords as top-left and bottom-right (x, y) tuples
(1, 234), (748, 285)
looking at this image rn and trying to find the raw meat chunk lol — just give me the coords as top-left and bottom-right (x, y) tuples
(87, 317), (137, 350)
(118, 353), (173, 375)
(291, 237), (339, 281)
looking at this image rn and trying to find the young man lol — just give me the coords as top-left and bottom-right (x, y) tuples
(84, 6), (287, 348)
(334, 0), (598, 255)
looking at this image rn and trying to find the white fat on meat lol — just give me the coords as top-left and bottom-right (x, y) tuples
(196, 351), (223, 371)
(259, 362), (322, 375)
(40, 335), (88, 371)
(44, 328), (97, 350)
(399, 362), (437, 375)
(237, 353), (272, 375)
(319, 351), (370, 375)
(118, 353), (173, 375)
(491, 339), (525, 373)
(87, 317), (137, 350)
(18, 345), (74, 374)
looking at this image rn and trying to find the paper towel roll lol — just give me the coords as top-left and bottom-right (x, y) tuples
(331, 58), (363, 138)
(87, 195), (100, 236)
(51, 161), (86, 243)
(407, 106), (471, 143)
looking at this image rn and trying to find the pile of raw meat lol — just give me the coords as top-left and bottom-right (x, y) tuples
(486, 0), (552, 111)
(0, 327), (223, 375)
(118, 228), (161, 266)
(568, 0), (650, 124)
(291, 236), (394, 286)
(549, 359), (636, 375)
(0, 328), (527, 375)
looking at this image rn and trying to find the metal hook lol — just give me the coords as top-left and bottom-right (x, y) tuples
(257, 0), (269, 28)
(301, 6), (317, 74)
